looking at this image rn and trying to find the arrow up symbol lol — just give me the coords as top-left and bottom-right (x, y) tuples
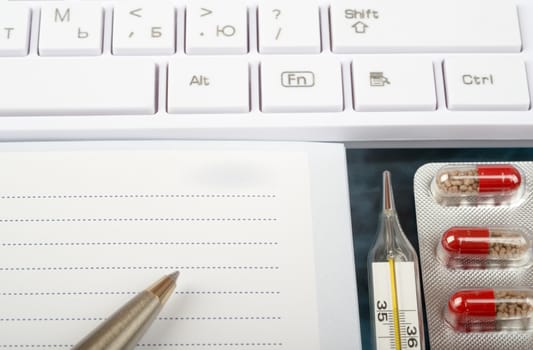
(352, 21), (368, 34)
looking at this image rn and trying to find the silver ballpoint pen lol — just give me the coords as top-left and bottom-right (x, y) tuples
(72, 271), (179, 350)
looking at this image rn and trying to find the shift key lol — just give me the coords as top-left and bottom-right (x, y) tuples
(330, 0), (522, 53)
(0, 58), (156, 116)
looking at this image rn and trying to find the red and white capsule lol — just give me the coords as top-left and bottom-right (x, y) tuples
(437, 226), (532, 268)
(433, 164), (523, 205)
(445, 289), (533, 332)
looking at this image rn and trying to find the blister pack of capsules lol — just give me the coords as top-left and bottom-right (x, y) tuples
(414, 162), (533, 349)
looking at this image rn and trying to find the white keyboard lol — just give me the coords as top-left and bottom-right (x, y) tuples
(1, 0), (532, 147)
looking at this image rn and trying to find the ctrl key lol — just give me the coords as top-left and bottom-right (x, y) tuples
(444, 56), (530, 111)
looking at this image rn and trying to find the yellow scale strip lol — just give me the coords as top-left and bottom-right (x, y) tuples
(388, 258), (402, 350)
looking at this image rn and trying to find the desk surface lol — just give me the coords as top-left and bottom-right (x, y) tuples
(346, 148), (533, 349)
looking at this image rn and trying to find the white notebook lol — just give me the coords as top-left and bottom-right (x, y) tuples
(0, 141), (360, 349)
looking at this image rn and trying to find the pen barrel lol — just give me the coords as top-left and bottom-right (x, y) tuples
(72, 290), (161, 350)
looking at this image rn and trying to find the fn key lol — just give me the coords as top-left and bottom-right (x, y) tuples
(261, 56), (343, 113)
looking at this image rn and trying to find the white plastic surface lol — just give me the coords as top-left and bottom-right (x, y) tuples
(0, 0), (532, 147)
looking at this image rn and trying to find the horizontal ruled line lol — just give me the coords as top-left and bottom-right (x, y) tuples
(0, 266), (280, 271)
(0, 343), (283, 348)
(0, 291), (281, 296)
(140, 343), (283, 347)
(0, 316), (282, 322)
(0, 218), (277, 223)
(0, 241), (279, 247)
(0, 194), (277, 200)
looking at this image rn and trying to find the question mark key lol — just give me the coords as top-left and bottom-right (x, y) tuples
(258, 3), (321, 54)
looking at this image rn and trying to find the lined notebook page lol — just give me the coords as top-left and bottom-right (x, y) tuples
(0, 147), (321, 349)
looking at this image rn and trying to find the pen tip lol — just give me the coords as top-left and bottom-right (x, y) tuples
(168, 271), (180, 282)
(148, 272), (179, 303)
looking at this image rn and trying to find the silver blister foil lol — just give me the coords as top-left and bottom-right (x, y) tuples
(414, 162), (533, 349)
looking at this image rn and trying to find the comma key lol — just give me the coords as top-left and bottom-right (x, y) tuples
(113, 2), (175, 55)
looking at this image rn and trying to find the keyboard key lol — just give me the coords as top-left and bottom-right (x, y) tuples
(352, 56), (436, 111)
(0, 59), (156, 115)
(330, 0), (522, 53)
(113, 2), (175, 55)
(444, 56), (530, 111)
(186, 1), (248, 54)
(258, 1), (321, 54)
(261, 56), (343, 113)
(0, 5), (31, 56)
(39, 4), (103, 56)
(167, 57), (249, 113)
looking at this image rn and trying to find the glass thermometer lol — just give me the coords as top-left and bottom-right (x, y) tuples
(368, 171), (425, 350)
